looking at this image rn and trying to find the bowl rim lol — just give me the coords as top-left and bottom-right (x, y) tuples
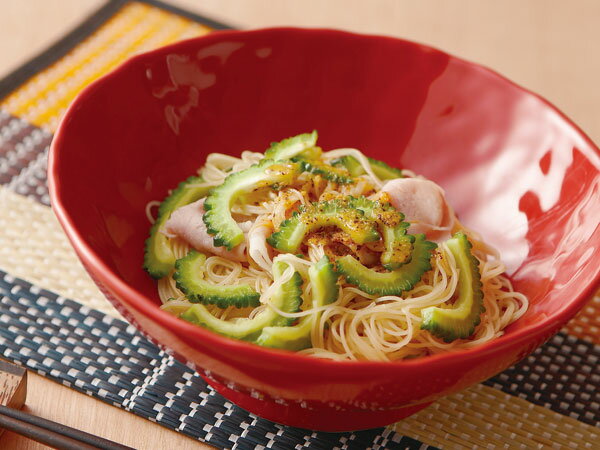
(48, 26), (600, 372)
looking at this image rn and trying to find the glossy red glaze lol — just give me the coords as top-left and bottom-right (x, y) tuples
(48, 28), (600, 431)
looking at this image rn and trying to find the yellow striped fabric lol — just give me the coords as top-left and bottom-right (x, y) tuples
(0, 2), (210, 132)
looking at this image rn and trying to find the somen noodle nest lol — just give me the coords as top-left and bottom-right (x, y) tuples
(144, 132), (528, 362)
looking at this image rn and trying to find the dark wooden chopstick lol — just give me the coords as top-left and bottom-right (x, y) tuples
(0, 404), (133, 449)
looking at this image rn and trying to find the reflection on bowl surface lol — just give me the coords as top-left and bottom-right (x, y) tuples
(49, 28), (600, 431)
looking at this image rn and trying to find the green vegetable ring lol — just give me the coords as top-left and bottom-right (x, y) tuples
(267, 200), (381, 254)
(336, 234), (437, 296)
(182, 261), (302, 341)
(420, 232), (485, 342)
(174, 251), (260, 309)
(203, 159), (299, 250)
(143, 176), (212, 279)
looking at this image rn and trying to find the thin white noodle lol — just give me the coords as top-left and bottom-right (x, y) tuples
(148, 146), (529, 361)
(322, 148), (384, 189)
(247, 216), (274, 272)
(145, 201), (161, 224)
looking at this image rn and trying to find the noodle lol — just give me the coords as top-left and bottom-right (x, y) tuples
(145, 200), (161, 224)
(150, 145), (528, 362)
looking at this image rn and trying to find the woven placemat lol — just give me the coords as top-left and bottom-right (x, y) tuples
(0, 270), (437, 449)
(0, 1), (599, 448)
(0, 267), (597, 449)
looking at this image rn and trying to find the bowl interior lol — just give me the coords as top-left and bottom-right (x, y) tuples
(52, 28), (600, 349)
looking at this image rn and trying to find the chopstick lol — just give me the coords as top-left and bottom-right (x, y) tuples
(0, 404), (133, 449)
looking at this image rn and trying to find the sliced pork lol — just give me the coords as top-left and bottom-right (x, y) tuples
(163, 199), (247, 261)
(381, 178), (454, 241)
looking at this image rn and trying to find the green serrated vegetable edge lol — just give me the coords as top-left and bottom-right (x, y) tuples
(264, 130), (319, 160)
(368, 157), (403, 179)
(331, 155), (403, 180)
(348, 196), (414, 270)
(267, 200), (380, 253)
(203, 159), (299, 250)
(181, 261), (303, 341)
(143, 176), (211, 279)
(293, 158), (353, 184)
(174, 251), (260, 308)
(420, 232), (485, 342)
(256, 256), (338, 351)
(336, 234), (437, 295)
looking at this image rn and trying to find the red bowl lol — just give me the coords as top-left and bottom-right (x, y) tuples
(48, 28), (600, 431)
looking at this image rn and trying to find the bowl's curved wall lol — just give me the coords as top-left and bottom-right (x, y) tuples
(49, 28), (600, 430)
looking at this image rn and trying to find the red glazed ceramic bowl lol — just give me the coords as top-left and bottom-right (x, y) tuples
(48, 28), (600, 432)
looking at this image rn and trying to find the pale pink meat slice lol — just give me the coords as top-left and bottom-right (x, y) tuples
(163, 199), (247, 261)
(381, 178), (453, 241)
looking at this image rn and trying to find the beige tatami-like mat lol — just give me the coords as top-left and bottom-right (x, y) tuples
(397, 384), (598, 449)
(0, 187), (119, 317)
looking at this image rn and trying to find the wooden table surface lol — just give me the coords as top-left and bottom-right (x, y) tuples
(0, 1), (599, 448)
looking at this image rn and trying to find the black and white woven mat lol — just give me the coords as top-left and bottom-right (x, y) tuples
(0, 270), (435, 449)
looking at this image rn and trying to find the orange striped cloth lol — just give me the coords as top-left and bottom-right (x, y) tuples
(2, 2), (210, 132)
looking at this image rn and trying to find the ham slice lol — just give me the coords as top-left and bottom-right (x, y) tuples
(381, 178), (453, 242)
(163, 199), (247, 261)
